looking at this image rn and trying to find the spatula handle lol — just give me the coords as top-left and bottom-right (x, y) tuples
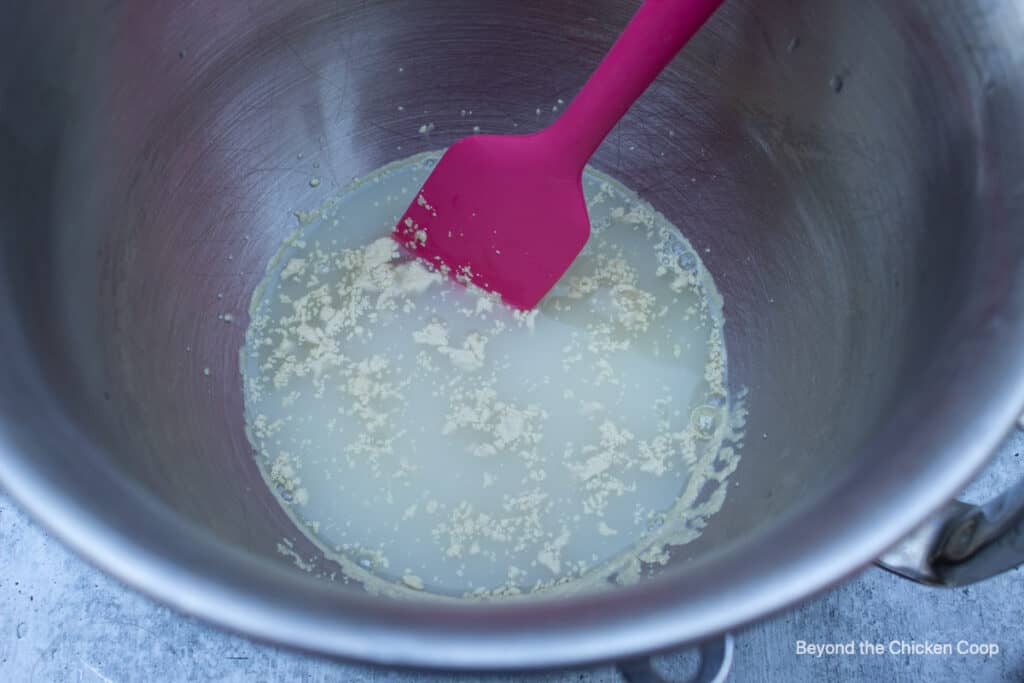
(546, 0), (724, 168)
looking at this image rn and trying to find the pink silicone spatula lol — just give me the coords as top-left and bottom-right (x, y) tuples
(394, 0), (724, 309)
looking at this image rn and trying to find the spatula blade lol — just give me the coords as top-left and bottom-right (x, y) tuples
(394, 134), (589, 309)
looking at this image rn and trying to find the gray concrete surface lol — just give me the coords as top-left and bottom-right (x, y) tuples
(2, 432), (1021, 682)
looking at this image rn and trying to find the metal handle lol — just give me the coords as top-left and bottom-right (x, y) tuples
(878, 449), (1024, 586)
(618, 633), (734, 683)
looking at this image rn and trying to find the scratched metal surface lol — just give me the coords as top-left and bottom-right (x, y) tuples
(4, 0), (1024, 673)
(1, 432), (1020, 682)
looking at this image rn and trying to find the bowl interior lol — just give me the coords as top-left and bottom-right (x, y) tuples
(3, 0), (1023, 663)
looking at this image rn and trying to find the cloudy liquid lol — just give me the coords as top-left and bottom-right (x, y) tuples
(242, 152), (738, 598)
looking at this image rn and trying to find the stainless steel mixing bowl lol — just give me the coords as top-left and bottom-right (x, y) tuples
(2, 0), (1024, 673)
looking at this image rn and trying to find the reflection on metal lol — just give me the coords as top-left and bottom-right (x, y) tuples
(879, 477), (1024, 587)
(2, 0), (1024, 670)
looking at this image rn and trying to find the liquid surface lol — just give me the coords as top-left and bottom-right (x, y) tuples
(242, 152), (744, 599)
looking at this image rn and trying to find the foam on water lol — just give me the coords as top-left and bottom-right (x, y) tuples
(242, 151), (743, 599)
